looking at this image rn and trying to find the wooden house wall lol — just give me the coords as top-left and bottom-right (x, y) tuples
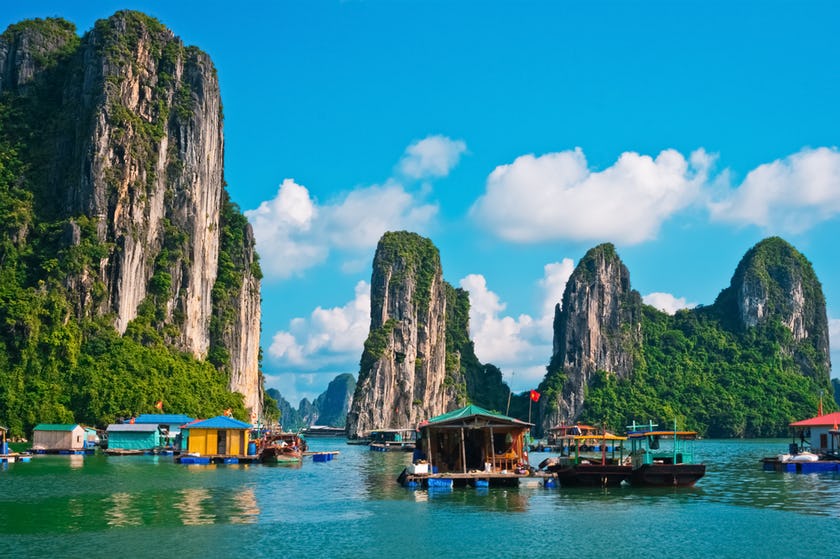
(33, 427), (85, 450)
(187, 429), (247, 456)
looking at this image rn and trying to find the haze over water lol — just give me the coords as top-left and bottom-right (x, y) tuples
(2, 438), (839, 558)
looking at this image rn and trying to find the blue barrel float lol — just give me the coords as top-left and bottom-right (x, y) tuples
(247, 441), (257, 455)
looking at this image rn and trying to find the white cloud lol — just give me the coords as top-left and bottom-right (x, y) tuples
(246, 179), (437, 280)
(399, 135), (467, 179)
(267, 281), (371, 370)
(458, 261), (573, 391)
(643, 292), (696, 315)
(470, 147), (711, 244)
(709, 147), (840, 233)
(322, 180), (438, 250)
(247, 136), (468, 281)
(538, 259), (575, 322)
(246, 179), (327, 279)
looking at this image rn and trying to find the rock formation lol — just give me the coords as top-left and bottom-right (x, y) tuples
(717, 236), (830, 381)
(0, 12), (262, 415)
(542, 244), (643, 429)
(346, 231), (461, 438)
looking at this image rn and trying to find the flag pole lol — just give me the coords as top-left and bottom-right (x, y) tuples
(506, 371), (514, 415)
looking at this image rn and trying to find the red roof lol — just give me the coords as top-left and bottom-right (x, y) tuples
(789, 411), (840, 428)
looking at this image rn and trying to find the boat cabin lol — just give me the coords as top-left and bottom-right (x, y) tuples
(626, 421), (699, 468)
(417, 404), (532, 474)
(369, 429), (416, 451)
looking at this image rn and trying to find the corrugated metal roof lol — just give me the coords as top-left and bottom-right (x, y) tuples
(426, 404), (530, 426)
(188, 416), (252, 429)
(134, 414), (195, 425)
(790, 411), (840, 428)
(107, 424), (159, 432)
(33, 424), (81, 431)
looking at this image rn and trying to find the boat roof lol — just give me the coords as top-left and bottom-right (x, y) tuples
(185, 416), (252, 429)
(370, 428), (415, 433)
(567, 433), (627, 441)
(425, 404), (531, 427)
(107, 424), (159, 433)
(134, 414), (195, 425)
(33, 424), (81, 431)
(627, 430), (698, 439)
(789, 411), (840, 428)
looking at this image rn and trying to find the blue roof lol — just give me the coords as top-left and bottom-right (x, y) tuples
(134, 414), (195, 425)
(187, 416), (252, 429)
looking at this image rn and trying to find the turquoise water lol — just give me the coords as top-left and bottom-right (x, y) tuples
(2, 439), (839, 558)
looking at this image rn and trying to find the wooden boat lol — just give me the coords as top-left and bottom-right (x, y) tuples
(369, 429), (416, 452)
(541, 432), (631, 487)
(541, 421), (705, 487)
(625, 421), (705, 486)
(258, 432), (307, 464)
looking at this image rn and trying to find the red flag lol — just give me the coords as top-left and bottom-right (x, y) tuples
(155, 400), (163, 410)
(530, 390), (541, 402)
(224, 408), (232, 417)
(129, 417), (135, 424)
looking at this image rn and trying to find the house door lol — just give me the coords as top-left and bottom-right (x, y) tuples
(820, 433), (828, 449)
(217, 430), (227, 454)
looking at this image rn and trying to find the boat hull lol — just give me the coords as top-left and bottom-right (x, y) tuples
(549, 463), (632, 487)
(630, 464), (706, 486)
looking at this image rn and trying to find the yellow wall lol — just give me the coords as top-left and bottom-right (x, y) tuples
(186, 428), (247, 456)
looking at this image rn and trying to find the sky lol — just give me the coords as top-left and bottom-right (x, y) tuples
(3, 1), (840, 405)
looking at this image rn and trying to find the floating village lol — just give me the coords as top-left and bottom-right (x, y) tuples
(3, 404), (840, 489)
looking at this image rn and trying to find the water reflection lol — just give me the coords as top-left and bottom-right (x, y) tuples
(175, 488), (215, 525)
(69, 455), (84, 469)
(105, 492), (142, 527)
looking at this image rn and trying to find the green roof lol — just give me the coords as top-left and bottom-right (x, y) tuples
(426, 404), (530, 426)
(33, 424), (80, 431)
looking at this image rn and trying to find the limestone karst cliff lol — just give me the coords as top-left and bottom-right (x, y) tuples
(540, 237), (832, 437)
(719, 237), (830, 381)
(346, 232), (464, 438)
(0, 12), (262, 429)
(541, 244), (643, 430)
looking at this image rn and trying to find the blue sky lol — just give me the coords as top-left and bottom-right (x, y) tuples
(4, 1), (840, 405)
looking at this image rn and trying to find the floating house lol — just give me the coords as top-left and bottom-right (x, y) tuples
(133, 414), (194, 451)
(105, 423), (161, 453)
(790, 411), (840, 454)
(32, 424), (89, 454)
(179, 416), (254, 464)
(400, 404), (537, 488)
(763, 411), (840, 473)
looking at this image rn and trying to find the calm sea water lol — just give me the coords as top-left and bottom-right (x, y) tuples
(1, 438), (839, 558)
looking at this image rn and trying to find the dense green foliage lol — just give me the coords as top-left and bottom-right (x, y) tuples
(371, 231), (440, 319)
(0, 14), (261, 437)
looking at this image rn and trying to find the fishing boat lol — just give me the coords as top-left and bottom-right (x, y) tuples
(369, 429), (416, 452)
(540, 420), (705, 487)
(625, 421), (705, 486)
(540, 431), (631, 487)
(258, 432), (307, 464)
(762, 411), (840, 473)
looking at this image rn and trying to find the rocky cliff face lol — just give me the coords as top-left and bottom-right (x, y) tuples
(719, 236), (830, 381)
(346, 232), (457, 438)
(0, 12), (262, 415)
(542, 244), (643, 430)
